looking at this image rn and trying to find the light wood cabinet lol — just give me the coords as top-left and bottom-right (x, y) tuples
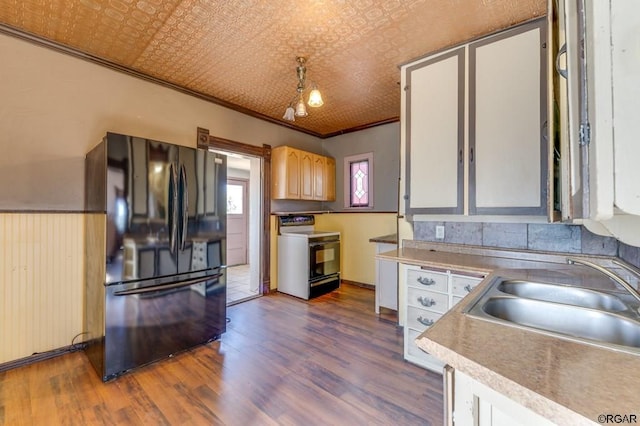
(324, 156), (336, 202)
(272, 146), (335, 201)
(272, 146), (301, 199)
(300, 150), (314, 200)
(403, 19), (548, 217)
(312, 154), (325, 200)
(401, 264), (483, 372)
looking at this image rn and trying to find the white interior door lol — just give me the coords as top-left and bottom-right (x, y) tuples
(226, 178), (248, 266)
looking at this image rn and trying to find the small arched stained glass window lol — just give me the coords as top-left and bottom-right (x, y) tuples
(350, 160), (369, 207)
(343, 152), (373, 209)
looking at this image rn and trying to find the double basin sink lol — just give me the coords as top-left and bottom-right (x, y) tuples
(463, 275), (640, 355)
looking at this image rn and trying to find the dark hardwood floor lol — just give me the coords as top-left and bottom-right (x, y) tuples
(0, 284), (444, 425)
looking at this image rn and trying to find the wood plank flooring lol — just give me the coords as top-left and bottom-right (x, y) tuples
(0, 284), (444, 425)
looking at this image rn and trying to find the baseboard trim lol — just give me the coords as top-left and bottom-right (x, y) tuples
(341, 279), (375, 290)
(0, 344), (82, 373)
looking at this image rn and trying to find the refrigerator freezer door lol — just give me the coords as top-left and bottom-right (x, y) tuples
(102, 270), (226, 381)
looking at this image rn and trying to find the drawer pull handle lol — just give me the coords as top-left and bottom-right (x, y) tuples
(418, 296), (436, 307)
(464, 284), (473, 293)
(417, 316), (434, 327)
(417, 276), (436, 286)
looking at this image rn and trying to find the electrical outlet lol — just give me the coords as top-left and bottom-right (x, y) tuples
(436, 225), (445, 240)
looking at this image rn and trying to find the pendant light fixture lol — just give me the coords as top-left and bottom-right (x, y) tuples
(282, 56), (323, 121)
(308, 84), (324, 107)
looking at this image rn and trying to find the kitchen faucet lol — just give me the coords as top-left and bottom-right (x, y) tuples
(567, 257), (640, 313)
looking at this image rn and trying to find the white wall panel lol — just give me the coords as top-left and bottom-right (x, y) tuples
(0, 213), (84, 364)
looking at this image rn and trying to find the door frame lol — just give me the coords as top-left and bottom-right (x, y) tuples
(197, 127), (271, 295)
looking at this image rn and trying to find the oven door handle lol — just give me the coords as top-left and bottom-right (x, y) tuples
(310, 274), (340, 287)
(309, 240), (340, 247)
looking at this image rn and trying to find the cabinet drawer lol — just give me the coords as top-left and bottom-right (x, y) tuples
(451, 274), (482, 297)
(452, 296), (464, 307)
(407, 328), (432, 364)
(407, 287), (448, 314)
(406, 306), (442, 331)
(406, 268), (448, 292)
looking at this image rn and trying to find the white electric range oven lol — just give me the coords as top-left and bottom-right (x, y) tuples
(277, 215), (340, 299)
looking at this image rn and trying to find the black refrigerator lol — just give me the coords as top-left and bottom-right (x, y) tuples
(84, 132), (226, 381)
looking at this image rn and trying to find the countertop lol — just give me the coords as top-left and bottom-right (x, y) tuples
(378, 241), (640, 425)
(368, 233), (398, 244)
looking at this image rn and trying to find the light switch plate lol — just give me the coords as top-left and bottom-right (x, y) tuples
(436, 225), (445, 239)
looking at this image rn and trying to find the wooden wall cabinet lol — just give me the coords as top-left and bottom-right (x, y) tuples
(403, 19), (548, 217)
(324, 156), (336, 202)
(272, 146), (335, 201)
(272, 146), (301, 199)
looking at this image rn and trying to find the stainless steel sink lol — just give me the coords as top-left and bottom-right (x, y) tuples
(463, 276), (640, 355)
(497, 280), (628, 312)
(481, 297), (640, 348)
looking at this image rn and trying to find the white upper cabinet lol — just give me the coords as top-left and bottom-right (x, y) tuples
(403, 19), (548, 218)
(557, 0), (640, 245)
(406, 48), (464, 214)
(469, 25), (547, 215)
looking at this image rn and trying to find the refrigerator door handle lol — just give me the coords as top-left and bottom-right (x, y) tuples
(168, 163), (179, 255)
(113, 273), (223, 296)
(180, 164), (189, 251)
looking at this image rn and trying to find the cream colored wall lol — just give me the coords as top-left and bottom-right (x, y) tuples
(314, 213), (396, 285)
(0, 33), (323, 364)
(0, 33), (321, 210)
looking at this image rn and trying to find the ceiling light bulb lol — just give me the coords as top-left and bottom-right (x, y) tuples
(295, 97), (308, 117)
(283, 106), (295, 121)
(308, 88), (324, 107)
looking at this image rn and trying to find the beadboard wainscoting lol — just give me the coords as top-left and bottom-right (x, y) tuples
(0, 213), (84, 364)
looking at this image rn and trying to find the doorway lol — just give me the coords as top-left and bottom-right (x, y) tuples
(225, 157), (260, 304)
(197, 127), (271, 306)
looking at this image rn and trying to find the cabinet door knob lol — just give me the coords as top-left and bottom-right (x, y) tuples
(417, 316), (434, 327)
(464, 284), (473, 293)
(418, 296), (436, 307)
(417, 276), (436, 286)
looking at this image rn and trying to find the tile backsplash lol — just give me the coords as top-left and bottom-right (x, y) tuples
(413, 221), (640, 269)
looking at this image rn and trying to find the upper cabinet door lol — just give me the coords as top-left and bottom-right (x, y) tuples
(469, 20), (548, 216)
(405, 48), (465, 214)
(300, 151), (314, 200)
(325, 157), (336, 202)
(312, 154), (326, 200)
(272, 146), (301, 200)
(285, 148), (302, 199)
(609, 2), (640, 216)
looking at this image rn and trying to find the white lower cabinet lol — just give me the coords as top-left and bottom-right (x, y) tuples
(374, 242), (398, 313)
(453, 370), (555, 426)
(401, 264), (483, 371)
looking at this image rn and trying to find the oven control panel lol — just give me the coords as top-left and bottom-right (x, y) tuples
(278, 215), (315, 227)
